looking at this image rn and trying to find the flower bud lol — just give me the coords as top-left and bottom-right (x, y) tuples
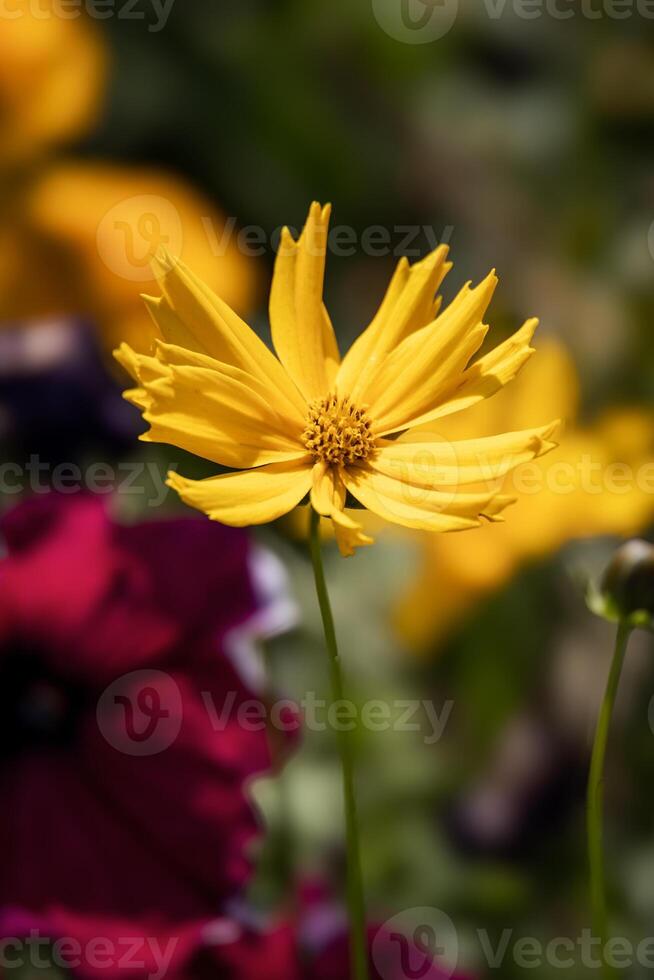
(600, 539), (654, 623)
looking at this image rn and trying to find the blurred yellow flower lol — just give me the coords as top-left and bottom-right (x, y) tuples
(0, 162), (261, 353)
(0, 0), (107, 166)
(395, 340), (654, 650)
(116, 201), (558, 556)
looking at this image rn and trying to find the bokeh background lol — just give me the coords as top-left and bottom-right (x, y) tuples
(2, 1), (654, 978)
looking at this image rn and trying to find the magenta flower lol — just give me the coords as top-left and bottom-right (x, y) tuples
(0, 493), (298, 979)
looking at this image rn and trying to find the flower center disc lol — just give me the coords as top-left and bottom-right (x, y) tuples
(302, 395), (375, 466)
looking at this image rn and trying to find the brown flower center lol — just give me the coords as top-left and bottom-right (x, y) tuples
(301, 395), (375, 466)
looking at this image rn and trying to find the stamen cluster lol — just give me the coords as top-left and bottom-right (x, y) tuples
(302, 394), (375, 466)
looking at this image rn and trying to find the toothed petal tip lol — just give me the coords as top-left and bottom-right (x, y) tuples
(166, 471), (183, 490)
(542, 418), (563, 442)
(278, 225), (298, 251)
(151, 247), (177, 276)
(528, 419), (562, 458)
(113, 342), (139, 375)
(482, 494), (517, 519)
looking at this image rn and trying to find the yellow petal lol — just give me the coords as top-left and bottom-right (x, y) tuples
(418, 337), (577, 445)
(167, 461), (312, 525)
(342, 467), (512, 532)
(153, 339), (305, 431)
(149, 251), (307, 416)
(331, 510), (374, 557)
(114, 342), (163, 385)
(114, 341), (144, 382)
(114, 342), (168, 412)
(395, 318), (539, 432)
(310, 460), (339, 516)
(363, 272), (497, 432)
(337, 246), (451, 399)
(142, 363), (305, 469)
(142, 294), (197, 352)
(320, 305), (341, 385)
(497, 337), (580, 430)
(143, 425), (304, 470)
(308, 461), (372, 555)
(269, 202), (340, 400)
(360, 467), (514, 518)
(374, 421), (560, 487)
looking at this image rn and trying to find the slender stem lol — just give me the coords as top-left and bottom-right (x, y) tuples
(587, 620), (632, 979)
(309, 507), (369, 980)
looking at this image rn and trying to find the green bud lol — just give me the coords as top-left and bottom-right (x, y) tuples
(588, 539), (654, 628)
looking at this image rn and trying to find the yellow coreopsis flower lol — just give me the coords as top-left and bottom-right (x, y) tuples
(116, 202), (559, 555)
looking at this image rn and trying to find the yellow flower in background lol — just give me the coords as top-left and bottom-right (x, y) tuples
(0, 4), (256, 358)
(395, 340), (654, 650)
(0, 162), (261, 353)
(116, 201), (558, 556)
(0, 1), (107, 167)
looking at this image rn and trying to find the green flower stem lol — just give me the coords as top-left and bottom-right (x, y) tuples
(587, 620), (632, 979)
(309, 507), (369, 980)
